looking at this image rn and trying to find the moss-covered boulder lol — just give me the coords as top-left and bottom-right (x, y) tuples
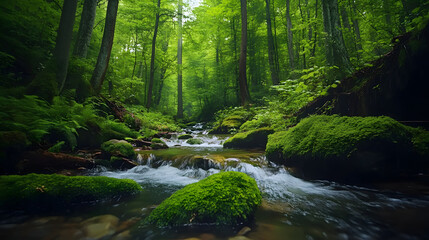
(178, 134), (193, 140)
(209, 115), (246, 134)
(186, 138), (204, 145)
(101, 139), (136, 159)
(224, 128), (274, 149)
(266, 115), (429, 182)
(0, 174), (142, 210)
(150, 138), (168, 149)
(146, 171), (262, 227)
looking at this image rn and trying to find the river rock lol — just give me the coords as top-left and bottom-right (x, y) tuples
(82, 215), (119, 239)
(145, 172), (262, 227)
(266, 115), (429, 183)
(237, 226), (252, 236)
(178, 134), (193, 139)
(223, 128), (274, 149)
(101, 139), (136, 159)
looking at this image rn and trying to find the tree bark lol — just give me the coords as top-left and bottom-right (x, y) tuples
(146, 0), (161, 109)
(90, 0), (119, 94)
(177, 0), (183, 118)
(321, 0), (352, 74)
(265, 0), (279, 85)
(53, 0), (78, 93)
(286, 0), (295, 70)
(238, 0), (250, 105)
(73, 0), (96, 58)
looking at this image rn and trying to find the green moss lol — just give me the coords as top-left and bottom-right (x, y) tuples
(265, 115), (429, 181)
(146, 171), (261, 227)
(224, 128), (274, 149)
(186, 138), (204, 145)
(178, 134), (193, 140)
(101, 139), (136, 159)
(0, 174), (142, 210)
(151, 138), (166, 145)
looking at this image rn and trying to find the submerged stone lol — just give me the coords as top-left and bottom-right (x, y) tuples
(0, 174), (142, 210)
(266, 115), (429, 182)
(223, 128), (274, 149)
(145, 171), (262, 227)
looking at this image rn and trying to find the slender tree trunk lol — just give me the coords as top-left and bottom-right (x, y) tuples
(232, 17), (240, 104)
(90, 0), (119, 94)
(311, 0), (319, 57)
(131, 28), (138, 79)
(321, 0), (352, 74)
(146, 0), (161, 109)
(383, 0), (392, 26)
(265, 0), (279, 85)
(73, 0), (96, 58)
(54, 0), (78, 93)
(239, 0), (250, 105)
(286, 0), (294, 70)
(177, 0), (183, 118)
(349, 0), (362, 54)
(272, 0), (280, 78)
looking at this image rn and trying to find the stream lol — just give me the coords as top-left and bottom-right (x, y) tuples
(1, 123), (429, 240)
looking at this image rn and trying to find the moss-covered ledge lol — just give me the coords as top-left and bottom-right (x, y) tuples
(266, 115), (429, 182)
(145, 171), (261, 227)
(0, 174), (142, 210)
(223, 128), (274, 149)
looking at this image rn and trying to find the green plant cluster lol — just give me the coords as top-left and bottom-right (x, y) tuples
(224, 128), (274, 149)
(126, 105), (181, 134)
(0, 94), (140, 152)
(178, 134), (193, 139)
(145, 171), (262, 227)
(0, 174), (142, 210)
(266, 115), (429, 162)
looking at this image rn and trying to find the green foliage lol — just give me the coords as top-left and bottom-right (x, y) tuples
(186, 138), (203, 145)
(146, 171), (261, 227)
(266, 115), (428, 161)
(224, 128), (274, 149)
(0, 174), (142, 210)
(101, 139), (136, 159)
(209, 107), (256, 134)
(127, 105), (181, 133)
(48, 141), (65, 153)
(100, 119), (140, 141)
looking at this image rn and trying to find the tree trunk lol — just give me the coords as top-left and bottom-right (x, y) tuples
(239, 0), (250, 105)
(131, 28), (138, 79)
(73, 0), (96, 58)
(146, 0), (161, 109)
(177, 0), (183, 118)
(286, 0), (295, 70)
(350, 0), (362, 53)
(321, 0), (352, 74)
(311, 0), (319, 57)
(53, 0), (78, 93)
(90, 0), (119, 94)
(265, 0), (279, 85)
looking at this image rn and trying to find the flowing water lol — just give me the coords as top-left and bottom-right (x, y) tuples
(1, 123), (429, 240)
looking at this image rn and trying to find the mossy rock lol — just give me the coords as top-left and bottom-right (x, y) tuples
(186, 138), (204, 145)
(101, 139), (136, 159)
(150, 138), (168, 149)
(178, 134), (193, 140)
(224, 128), (274, 149)
(209, 115), (248, 134)
(0, 174), (142, 210)
(146, 171), (261, 227)
(266, 115), (429, 182)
